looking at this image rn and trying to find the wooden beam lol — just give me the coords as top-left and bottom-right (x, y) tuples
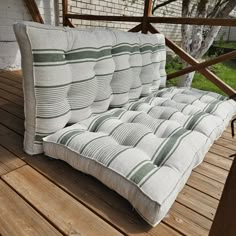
(142, 0), (152, 33)
(66, 18), (75, 28)
(66, 13), (236, 27)
(148, 23), (236, 97)
(62, 0), (68, 26)
(23, 0), (44, 24)
(128, 23), (142, 32)
(209, 153), (236, 236)
(167, 50), (236, 80)
(66, 14), (143, 22)
(148, 16), (236, 27)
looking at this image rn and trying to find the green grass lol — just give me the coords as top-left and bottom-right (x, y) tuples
(214, 42), (236, 49)
(166, 57), (236, 96)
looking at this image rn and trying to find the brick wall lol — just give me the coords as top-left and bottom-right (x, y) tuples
(58, 0), (144, 31)
(57, 0), (183, 40)
(0, 0), (57, 70)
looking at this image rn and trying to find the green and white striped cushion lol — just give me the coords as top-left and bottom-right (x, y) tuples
(153, 87), (236, 123)
(14, 22), (167, 155)
(124, 87), (236, 141)
(43, 108), (210, 226)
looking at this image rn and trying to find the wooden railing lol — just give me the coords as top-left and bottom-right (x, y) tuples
(61, 0), (236, 99)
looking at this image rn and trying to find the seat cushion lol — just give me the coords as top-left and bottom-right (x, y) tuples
(43, 108), (210, 226)
(123, 87), (236, 141)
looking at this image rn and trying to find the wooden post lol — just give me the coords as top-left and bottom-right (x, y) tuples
(142, 0), (152, 34)
(62, 0), (68, 26)
(209, 154), (236, 236)
(24, 0), (44, 24)
(148, 23), (236, 97)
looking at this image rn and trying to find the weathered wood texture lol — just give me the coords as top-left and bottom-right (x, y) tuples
(65, 15), (236, 27)
(23, 0), (44, 24)
(0, 180), (62, 236)
(167, 50), (236, 80)
(0, 70), (235, 235)
(210, 151), (236, 236)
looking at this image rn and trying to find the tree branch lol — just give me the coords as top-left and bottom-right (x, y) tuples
(152, 0), (178, 14)
(190, 0), (209, 56)
(195, 0), (236, 58)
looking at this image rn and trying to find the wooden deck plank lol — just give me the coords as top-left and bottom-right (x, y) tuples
(0, 124), (181, 236)
(0, 97), (24, 119)
(0, 180), (62, 236)
(170, 202), (212, 231)
(0, 71), (22, 83)
(0, 109), (24, 135)
(220, 130), (234, 141)
(210, 144), (235, 159)
(0, 75), (22, 89)
(0, 81), (23, 97)
(215, 137), (236, 151)
(204, 152), (233, 171)
(176, 185), (218, 220)
(164, 211), (209, 236)
(209, 152), (236, 236)
(0, 145), (25, 176)
(187, 171), (224, 200)
(193, 161), (229, 184)
(0, 88), (23, 106)
(2, 165), (124, 236)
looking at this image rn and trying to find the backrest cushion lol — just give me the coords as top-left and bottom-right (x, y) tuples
(14, 22), (166, 154)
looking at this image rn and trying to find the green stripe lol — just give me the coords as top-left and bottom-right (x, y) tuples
(154, 129), (190, 166)
(33, 53), (65, 63)
(33, 48), (111, 63)
(33, 55), (112, 67)
(32, 49), (65, 52)
(150, 127), (181, 161)
(88, 109), (124, 131)
(126, 160), (148, 178)
(129, 162), (156, 184)
(66, 48), (111, 60)
(58, 130), (82, 145)
(204, 101), (221, 113)
(34, 135), (44, 142)
(184, 111), (206, 130)
(139, 168), (160, 187)
(111, 45), (139, 54)
(140, 45), (164, 52)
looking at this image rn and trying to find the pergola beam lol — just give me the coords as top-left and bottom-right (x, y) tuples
(167, 50), (236, 80)
(66, 14), (143, 22)
(65, 15), (236, 27)
(24, 0), (44, 24)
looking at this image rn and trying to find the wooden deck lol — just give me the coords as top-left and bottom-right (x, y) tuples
(0, 70), (235, 236)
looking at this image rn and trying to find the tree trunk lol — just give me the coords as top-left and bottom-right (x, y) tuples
(178, 71), (196, 87)
(178, 0), (236, 88)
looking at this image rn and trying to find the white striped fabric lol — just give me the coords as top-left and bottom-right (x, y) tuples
(14, 22), (166, 155)
(43, 108), (210, 226)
